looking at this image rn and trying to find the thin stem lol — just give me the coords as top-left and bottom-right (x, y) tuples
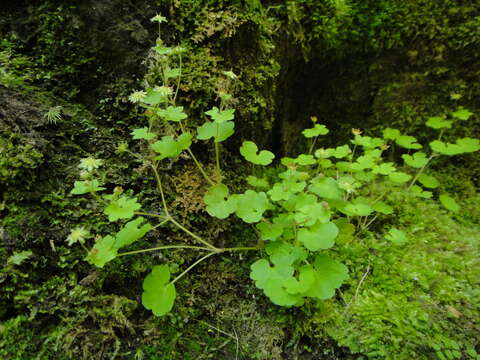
(173, 53), (182, 105)
(134, 211), (165, 218)
(151, 164), (170, 217)
(152, 219), (169, 229)
(215, 141), (221, 175)
(407, 153), (436, 190)
(186, 148), (215, 186)
(363, 215), (378, 230)
(117, 245), (214, 257)
(221, 246), (259, 252)
(308, 136), (318, 155)
(170, 252), (217, 285)
(169, 217), (219, 250)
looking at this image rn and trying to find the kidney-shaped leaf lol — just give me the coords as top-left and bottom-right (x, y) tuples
(142, 265), (176, 316)
(240, 141), (275, 166)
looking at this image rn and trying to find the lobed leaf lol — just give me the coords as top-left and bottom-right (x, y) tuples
(205, 107), (235, 123)
(158, 106), (188, 122)
(104, 196), (141, 222)
(197, 121), (234, 143)
(203, 184), (237, 219)
(426, 116), (452, 129)
(298, 222), (338, 251)
(402, 152), (428, 168)
(395, 135), (422, 150)
(71, 180), (106, 195)
(451, 108), (473, 121)
(240, 141), (275, 166)
(142, 265), (176, 316)
(302, 124), (329, 138)
(233, 190), (271, 223)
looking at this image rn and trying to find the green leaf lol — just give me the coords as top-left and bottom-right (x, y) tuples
(86, 235), (117, 268)
(426, 116), (452, 129)
(341, 201), (373, 216)
(131, 127), (156, 140)
(410, 185), (432, 198)
(456, 138), (480, 153)
(451, 108), (473, 121)
(284, 265), (316, 294)
(115, 217), (152, 248)
(429, 140), (462, 155)
(395, 135), (422, 149)
(205, 107), (235, 123)
(429, 138), (479, 155)
(250, 259), (301, 306)
(309, 177), (343, 200)
(294, 154), (316, 165)
(319, 159), (333, 168)
(372, 162), (396, 175)
(305, 254), (348, 300)
(151, 136), (178, 159)
(8, 250), (33, 265)
(151, 133), (192, 160)
(402, 152), (429, 168)
(314, 148), (335, 159)
(233, 190), (270, 223)
(142, 265), (176, 316)
(196, 121), (235, 143)
(268, 181), (306, 202)
(383, 128), (401, 140)
(388, 171), (412, 184)
(71, 180), (106, 195)
(439, 194), (460, 212)
(203, 184), (237, 219)
(246, 176), (269, 188)
(104, 196), (141, 222)
(143, 88), (168, 105)
(302, 124), (329, 138)
(256, 222), (284, 241)
(298, 222), (338, 251)
(294, 202), (331, 226)
(240, 141), (275, 166)
(350, 155), (376, 171)
(353, 135), (384, 149)
(333, 218), (355, 245)
(176, 133), (193, 152)
(418, 174), (440, 189)
(372, 202), (394, 215)
(385, 228), (408, 245)
(158, 106), (188, 122)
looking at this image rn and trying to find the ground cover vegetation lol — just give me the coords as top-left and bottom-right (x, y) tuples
(1, 1), (479, 359)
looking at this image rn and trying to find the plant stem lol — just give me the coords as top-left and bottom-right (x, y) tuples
(308, 136), (318, 155)
(186, 148), (215, 186)
(170, 252), (217, 285)
(134, 211), (165, 218)
(215, 141), (221, 175)
(151, 164), (170, 217)
(117, 245), (214, 257)
(407, 153), (436, 190)
(221, 246), (259, 252)
(173, 53), (182, 105)
(168, 217), (219, 250)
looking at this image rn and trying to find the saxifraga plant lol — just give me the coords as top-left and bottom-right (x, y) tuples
(68, 15), (479, 316)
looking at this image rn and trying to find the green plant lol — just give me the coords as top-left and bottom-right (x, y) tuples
(68, 16), (479, 317)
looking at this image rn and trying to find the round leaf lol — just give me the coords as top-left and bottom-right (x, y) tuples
(142, 265), (176, 316)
